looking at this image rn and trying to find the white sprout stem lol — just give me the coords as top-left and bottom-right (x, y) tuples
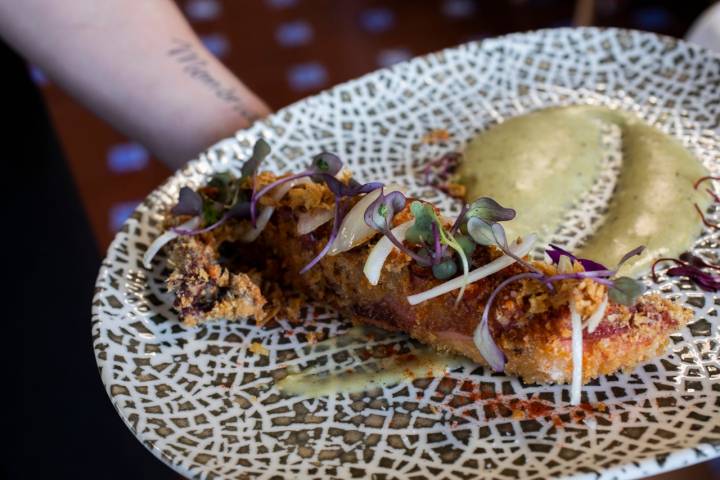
(472, 271), (543, 372)
(569, 300), (583, 406)
(454, 244), (470, 305)
(406, 234), (537, 306)
(437, 224), (470, 305)
(363, 221), (414, 285)
(327, 184), (404, 256)
(242, 177), (310, 242)
(585, 294), (609, 334)
(241, 206), (274, 242)
(444, 234), (469, 305)
(297, 208), (334, 235)
(142, 217), (200, 269)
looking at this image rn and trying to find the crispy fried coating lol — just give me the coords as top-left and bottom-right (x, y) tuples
(162, 174), (692, 384)
(167, 233), (266, 327)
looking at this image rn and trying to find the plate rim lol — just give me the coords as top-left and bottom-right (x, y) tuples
(92, 26), (720, 480)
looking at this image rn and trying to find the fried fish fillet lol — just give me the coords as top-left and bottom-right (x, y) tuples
(162, 175), (691, 384)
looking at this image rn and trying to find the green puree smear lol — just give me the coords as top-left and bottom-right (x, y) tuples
(457, 105), (711, 275)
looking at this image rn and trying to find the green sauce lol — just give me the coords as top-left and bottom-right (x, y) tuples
(458, 106), (710, 275)
(277, 327), (466, 397)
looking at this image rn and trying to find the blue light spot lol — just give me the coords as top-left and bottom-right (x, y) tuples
(185, 0), (221, 21)
(360, 8), (395, 33)
(265, 0), (297, 9)
(276, 20), (313, 47)
(442, 0), (476, 19)
(109, 201), (141, 231)
(632, 7), (672, 31)
(377, 48), (412, 68)
(107, 143), (149, 173)
(287, 62), (328, 91)
(201, 33), (230, 58)
(29, 65), (49, 86)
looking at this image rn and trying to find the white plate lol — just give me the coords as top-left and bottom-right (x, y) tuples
(93, 28), (720, 479)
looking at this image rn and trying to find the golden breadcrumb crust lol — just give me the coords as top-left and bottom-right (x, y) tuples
(161, 173), (692, 384)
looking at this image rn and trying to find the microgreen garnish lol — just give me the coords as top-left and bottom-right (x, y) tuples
(405, 202), (437, 244)
(465, 198), (545, 280)
(476, 244), (646, 372)
(173, 196), (251, 236)
(476, 271), (545, 371)
(241, 138), (271, 180)
(692, 175), (720, 190)
(365, 195), (472, 298)
(666, 266), (720, 291)
(438, 222), (471, 303)
(206, 172), (235, 204)
(365, 191), (430, 266)
(168, 140), (272, 235)
(324, 175), (382, 198)
(543, 245), (646, 304)
(693, 176), (719, 229)
(546, 244), (608, 272)
(365, 189), (406, 231)
(299, 196), (344, 274)
(433, 258), (458, 279)
(170, 171), (252, 235)
(250, 152), (343, 225)
(402, 201), (471, 301)
(171, 187), (203, 217)
(652, 254), (720, 292)
(694, 204), (719, 229)
(310, 152), (343, 180)
(608, 277), (646, 305)
(299, 178), (383, 274)
(466, 197), (516, 223)
(616, 245), (646, 269)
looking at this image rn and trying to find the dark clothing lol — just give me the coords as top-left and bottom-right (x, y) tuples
(8, 42), (175, 479)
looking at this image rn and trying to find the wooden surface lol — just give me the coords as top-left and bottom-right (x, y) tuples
(35, 0), (714, 249)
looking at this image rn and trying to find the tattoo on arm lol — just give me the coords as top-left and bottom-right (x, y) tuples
(168, 39), (259, 122)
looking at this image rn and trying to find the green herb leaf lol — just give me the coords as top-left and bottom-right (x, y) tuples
(432, 259), (458, 279)
(310, 152), (343, 180)
(456, 234), (476, 257)
(202, 200), (222, 226)
(207, 172), (236, 204)
(171, 187), (203, 217)
(466, 197), (516, 223)
(241, 138), (271, 179)
(225, 200), (251, 220)
(608, 276), (646, 305)
(491, 222), (508, 248)
(404, 227), (423, 244)
(406, 201), (438, 244)
(616, 245), (646, 269)
(364, 189), (406, 231)
(466, 217), (496, 246)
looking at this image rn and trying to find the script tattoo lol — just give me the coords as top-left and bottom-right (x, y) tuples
(168, 39), (258, 121)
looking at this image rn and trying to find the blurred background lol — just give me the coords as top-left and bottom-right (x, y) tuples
(34, 0), (718, 250)
(29, 1), (719, 478)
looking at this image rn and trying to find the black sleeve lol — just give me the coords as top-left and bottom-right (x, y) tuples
(6, 40), (176, 479)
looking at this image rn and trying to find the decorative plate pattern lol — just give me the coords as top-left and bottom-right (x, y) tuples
(92, 28), (720, 480)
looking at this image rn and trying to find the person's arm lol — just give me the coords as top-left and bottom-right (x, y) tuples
(0, 0), (271, 169)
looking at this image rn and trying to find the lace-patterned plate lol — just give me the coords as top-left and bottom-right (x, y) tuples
(92, 28), (720, 480)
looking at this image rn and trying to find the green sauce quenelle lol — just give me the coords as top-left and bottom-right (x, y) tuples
(457, 105), (711, 275)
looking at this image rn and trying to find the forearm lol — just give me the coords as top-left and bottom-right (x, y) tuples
(0, 0), (270, 168)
